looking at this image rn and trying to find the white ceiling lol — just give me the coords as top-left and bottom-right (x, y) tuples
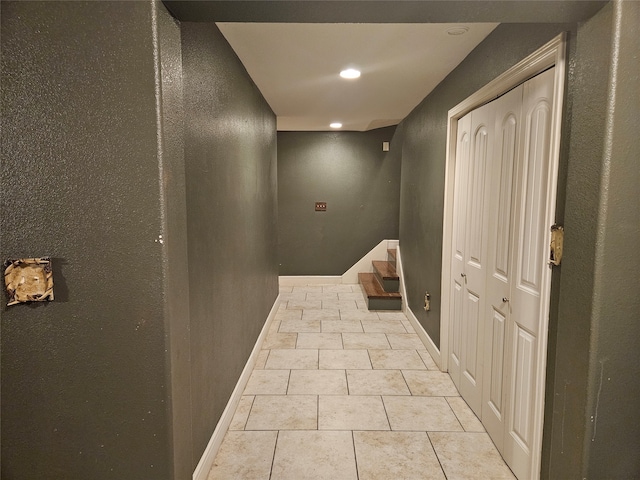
(216, 22), (498, 131)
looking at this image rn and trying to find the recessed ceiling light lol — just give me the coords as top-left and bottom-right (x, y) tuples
(339, 68), (361, 79)
(447, 26), (469, 36)
(330, 122), (343, 129)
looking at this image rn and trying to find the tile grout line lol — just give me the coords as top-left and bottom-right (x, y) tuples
(345, 368), (351, 396)
(399, 369), (414, 396)
(351, 430), (361, 480)
(268, 430), (280, 480)
(285, 369), (292, 395)
(426, 431), (450, 480)
(379, 393), (393, 431)
(444, 396), (467, 432)
(242, 395), (257, 431)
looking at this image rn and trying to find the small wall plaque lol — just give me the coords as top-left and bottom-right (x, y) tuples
(4, 257), (54, 306)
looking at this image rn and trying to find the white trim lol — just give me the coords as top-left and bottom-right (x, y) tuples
(530, 32), (566, 480)
(396, 246), (442, 369)
(447, 33), (566, 121)
(278, 276), (341, 286)
(341, 239), (397, 284)
(395, 245), (408, 313)
(440, 32), (566, 480)
(404, 305), (442, 369)
(192, 295), (282, 480)
(279, 239), (399, 286)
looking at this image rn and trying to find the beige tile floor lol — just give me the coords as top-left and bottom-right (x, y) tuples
(208, 284), (516, 480)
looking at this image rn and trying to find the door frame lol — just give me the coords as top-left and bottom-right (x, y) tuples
(440, 33), (566, 479)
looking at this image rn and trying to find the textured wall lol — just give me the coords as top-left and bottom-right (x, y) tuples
(278, 128), (399, 275)
(181, 23), (279, 462)
(155, 3), (193, 479)
(1, 2), (175, 478)
(584, 2), (640, 475)
(396, 23), (575, 350)
(550, 2), (640, 478)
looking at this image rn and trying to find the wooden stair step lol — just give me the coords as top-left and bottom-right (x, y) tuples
(372, 260), (400, 292)
(372, 260), (398, 280)
(359, 273), (402, 310)
(358, 273), (401, 299)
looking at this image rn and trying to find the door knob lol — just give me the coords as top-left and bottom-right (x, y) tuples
(502, 297), (509, 303)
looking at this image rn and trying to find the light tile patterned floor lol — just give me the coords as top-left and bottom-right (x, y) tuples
(208, 284), (516, 480)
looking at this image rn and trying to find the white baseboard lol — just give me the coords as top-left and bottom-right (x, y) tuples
(192, 295), (282, 480)
(341, 239), (396, 284)
(396, 246), (442, 370)
(278, 239), (398, 287)
(279, 276), (341, 286)
(403, 304), (442, 370)
(395, 246), (408, 313)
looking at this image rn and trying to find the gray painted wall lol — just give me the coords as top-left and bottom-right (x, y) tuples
(583, 3), (640, 475)
(1, 3), (279, 479)
(278, 128), (399, 275)
(1, 2), (178, 478)
(156, 5), (194, 479)
(181, 22), (279, 464)
(550, 2), (640, 478)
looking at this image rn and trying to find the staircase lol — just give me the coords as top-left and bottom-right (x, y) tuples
(358, 249), (402, 310)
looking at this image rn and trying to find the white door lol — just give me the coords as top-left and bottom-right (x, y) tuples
(450, 101), (495, 416)
(482, 84), (523, 452)
(444, 37), (565, 479)
(450, 67), (557, 480)
(449, 112), (471, 390)
(503, 67), (556, 480)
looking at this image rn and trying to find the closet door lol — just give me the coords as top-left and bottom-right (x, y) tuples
(449, 65), (558, 480)
(449, 112), (471, 390)
(450, 101), (495, 416)
(482, 85), (523, 451)
(504, 67), (556, 480)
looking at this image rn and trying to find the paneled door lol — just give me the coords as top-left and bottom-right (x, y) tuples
(448, 112), (471, 391)
(449, 100), (495, 416)
(503, 67), (556, 480)
(482, 84), (523, 452)
(450, 67), (557, 480)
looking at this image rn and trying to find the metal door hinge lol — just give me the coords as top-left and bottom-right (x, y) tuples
(549, 224), (564, 267)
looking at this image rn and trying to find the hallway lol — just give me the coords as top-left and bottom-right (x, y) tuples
(208, 284), (516, 479)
